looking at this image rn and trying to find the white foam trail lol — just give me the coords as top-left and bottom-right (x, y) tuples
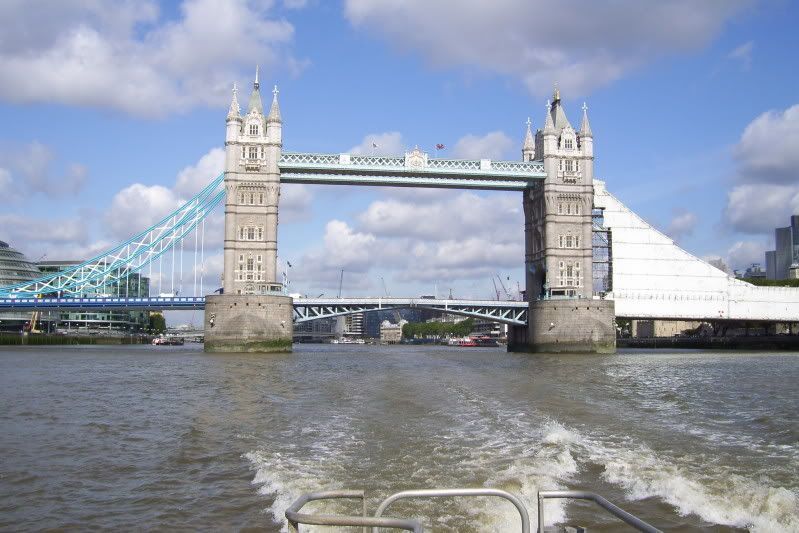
(592, 444), (799, 532)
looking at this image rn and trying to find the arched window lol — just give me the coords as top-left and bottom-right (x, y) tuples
(247, 227), (255, 240)
(564, 138), (573, 150)
(249, 124), (259, 136)
(248, 146), (257, 159)
(566, 235), (573, 248)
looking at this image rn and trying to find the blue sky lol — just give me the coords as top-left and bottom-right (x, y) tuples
(1, 0), (798, 306)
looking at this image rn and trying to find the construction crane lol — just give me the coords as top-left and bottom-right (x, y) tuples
(491, 278), (500, 300)
(380, 276), (402, 324)
(380, 276), (390, 297)
(496, 274), (512, 301)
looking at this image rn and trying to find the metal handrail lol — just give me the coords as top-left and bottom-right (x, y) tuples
(537, 491), (662, 533)
(285, 490), (422, 533)
(374, 488), (530, 533)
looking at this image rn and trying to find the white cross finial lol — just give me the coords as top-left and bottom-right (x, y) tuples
(526, 117), (531, 128)
(582, 102), (588, 112)
(232, 82), (238, 95)
(273, 85), (279, 97)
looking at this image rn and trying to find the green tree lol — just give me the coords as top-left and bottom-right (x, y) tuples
(149, 312), (166, 333)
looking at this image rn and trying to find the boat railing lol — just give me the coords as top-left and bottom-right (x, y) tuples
(284, 490), (421, 533)
(284, 487), (662, 533)
(373, 488), (530, 533)
(538, 490), (662, 533)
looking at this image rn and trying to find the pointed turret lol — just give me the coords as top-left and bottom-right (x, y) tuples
(227, 83), (241, 119)
(543, 100), (555, 133)
(579, 102), (593, 137)
(522, 117), (535, 161)
(267, 84), (281, 123)
(247, 65), (264, 114)
(550, 86), (572, 132)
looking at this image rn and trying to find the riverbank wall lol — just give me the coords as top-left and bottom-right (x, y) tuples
(618, 335), (799, 350)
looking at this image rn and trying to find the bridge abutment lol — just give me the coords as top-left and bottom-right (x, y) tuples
(204, 294), (293, 353)
(509, 299), (616, 354)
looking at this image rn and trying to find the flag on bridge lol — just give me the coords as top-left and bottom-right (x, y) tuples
(435, 143), (445, 150)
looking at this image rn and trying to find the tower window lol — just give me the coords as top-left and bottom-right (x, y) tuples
(558, 203), (563, 215)
(259, 193), (264, 204)
(564, 159), (574, 172)
(248, 146), (257, 159)
(250, 124), (259, 136)
(247, 227), (255, 240)
(564, 138), (574, 150)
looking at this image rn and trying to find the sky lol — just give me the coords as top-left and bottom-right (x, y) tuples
(1, 0), (799, 316)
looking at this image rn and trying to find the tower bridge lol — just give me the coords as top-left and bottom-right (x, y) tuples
(2, 71), (799, 353)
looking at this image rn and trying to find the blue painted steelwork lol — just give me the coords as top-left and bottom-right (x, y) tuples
(294, 297), (528, 326)
(0, 296), (207, 311)
(0, 296), (530, 325)
(0, 175), (225, 298)
(279, 152), (545, 190)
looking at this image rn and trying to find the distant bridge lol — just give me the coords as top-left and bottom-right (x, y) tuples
(0, 296), (529, 326)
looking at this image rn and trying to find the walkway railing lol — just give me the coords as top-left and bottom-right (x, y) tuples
(284, 487), (662, 532)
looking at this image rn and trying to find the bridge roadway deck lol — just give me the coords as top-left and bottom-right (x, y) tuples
(3, 295), (792, 325)
(0, 296), (530, 326)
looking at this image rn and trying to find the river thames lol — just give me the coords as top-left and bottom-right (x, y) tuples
(0, 345), (796, 532)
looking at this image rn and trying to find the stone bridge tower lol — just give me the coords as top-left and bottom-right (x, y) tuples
(524, 89), (594, 299)
(515, 89), (615, 353)
(204, 68), (294, 353)
(222, 68), (283, 294)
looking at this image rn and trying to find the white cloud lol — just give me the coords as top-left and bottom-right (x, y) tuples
(734, 104), (799, 184)
(666, 210), (698, 240)
(174, 147), (225, 197)
(0, 0), (301, 117)
(727, 240), (768, 270)
(344, 0), (748, 96)
(452, 131), (513, 160)
(105, 183), (182, 239)
(0, 168), (12, 197)
(724, 183), (799, 234)
(358, 192), (521, 242)
(0, 214), (88, 246)
(349, 132), (405, 156)
(0, 142), (87, 197)
(289, 189), (525, 296)
(728, 40), (753, 70)
(723, 103), (799, 234)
